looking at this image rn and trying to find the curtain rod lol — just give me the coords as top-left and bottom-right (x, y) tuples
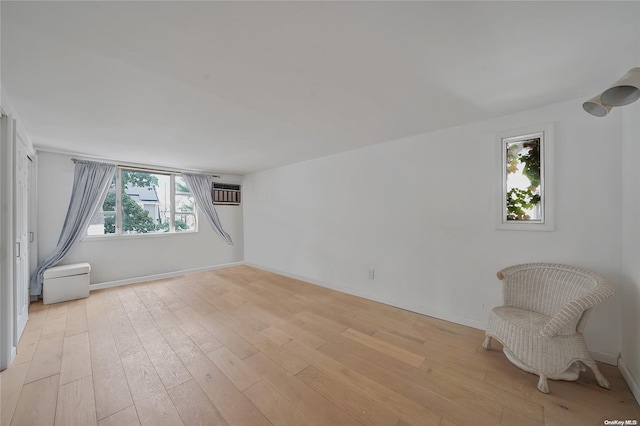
(70, 156), (221, 178)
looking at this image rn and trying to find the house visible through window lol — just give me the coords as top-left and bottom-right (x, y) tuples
(87, 168), (197, 236)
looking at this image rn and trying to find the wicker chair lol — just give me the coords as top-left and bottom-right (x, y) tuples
(482, 263), (615, 393)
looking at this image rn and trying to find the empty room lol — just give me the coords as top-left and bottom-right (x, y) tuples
(1, 1), (640, 425)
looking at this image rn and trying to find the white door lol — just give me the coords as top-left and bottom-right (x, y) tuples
(14, 133), (30, 343)
(0, 114), (15, 369)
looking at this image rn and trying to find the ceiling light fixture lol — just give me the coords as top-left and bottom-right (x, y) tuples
(582, 94), (612, 118)
(583, 67), (640, 117)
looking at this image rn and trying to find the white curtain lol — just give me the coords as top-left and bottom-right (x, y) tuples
(30, 160), (116, 296)
(181, 172), (233, 245)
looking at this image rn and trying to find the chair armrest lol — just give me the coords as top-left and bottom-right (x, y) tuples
(540, 288), (614, 338)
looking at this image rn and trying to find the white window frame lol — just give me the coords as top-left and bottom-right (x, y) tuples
(87, 167), (198, 238)
(173, 175), (197, 233)
(496, 123), (555, 231)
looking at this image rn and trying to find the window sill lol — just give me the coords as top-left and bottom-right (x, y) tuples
(82, 230), (198, 242)
(496, 221), (554, 232)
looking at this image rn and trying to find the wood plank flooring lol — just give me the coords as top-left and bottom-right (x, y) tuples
(1, 265), (638, 425)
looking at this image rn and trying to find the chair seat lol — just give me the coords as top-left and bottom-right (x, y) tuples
(492, 306), (550, 333)
(486, 305), (593, 375)
(483, 263), (615, 393)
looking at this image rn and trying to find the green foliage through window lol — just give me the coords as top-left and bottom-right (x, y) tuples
(87, 168), (197, 236)
(505, 137), (542, 221)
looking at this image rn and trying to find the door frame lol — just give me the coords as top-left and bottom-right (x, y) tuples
(0, 112), (16, 370)
(14, 133), (32, 343)
(29, 155), (38, 295)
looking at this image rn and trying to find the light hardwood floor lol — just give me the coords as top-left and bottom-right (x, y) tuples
(1, 265), (638, 425)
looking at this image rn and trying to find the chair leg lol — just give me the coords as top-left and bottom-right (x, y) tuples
(537, 374), (549, 393)
(482, 336), (492, 350)
(583, 359), (611, 389)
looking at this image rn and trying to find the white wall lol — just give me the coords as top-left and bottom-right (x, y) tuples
(37, 151), (244, 284)
(621, 80), (640, 399)
(244, 98), (624, 359)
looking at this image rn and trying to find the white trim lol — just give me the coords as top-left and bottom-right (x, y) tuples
(590, 350), (619, 366)
(0, 114), (16, 370)
(495, 122), (555, 231)
(244, 262), (487, 331)
(88, 260), (625, 371)
(245, 262), (623, 365)
(619, 357), (640, 405)
(89, 262), (244, 291)
(170, 174), (176, 233)
(83, 229), (198, 242)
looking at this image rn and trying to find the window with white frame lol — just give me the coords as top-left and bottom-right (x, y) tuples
(496, 123), (555, 231)
(87, 167), (197, 236)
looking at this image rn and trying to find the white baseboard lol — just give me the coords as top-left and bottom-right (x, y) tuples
(590, 350), (619, 366)
(245, 262), (623, 365)
(91, 261), (625, 374)
(619, 357), (640, 405)
(244, 262), (487, 331)
(89, 262), (244, 291)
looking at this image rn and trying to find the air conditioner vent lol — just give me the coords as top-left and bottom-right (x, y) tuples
(212, 182), (241, 205)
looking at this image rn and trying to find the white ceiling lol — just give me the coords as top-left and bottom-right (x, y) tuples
(2, 1), (640, 174)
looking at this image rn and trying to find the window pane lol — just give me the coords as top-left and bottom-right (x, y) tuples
(175, 177), (195, 213)
(87, 176), (116, 235)
(121, 170), (168, 234)
(175, 213), (196, 232)
(505, 137), (542, 221)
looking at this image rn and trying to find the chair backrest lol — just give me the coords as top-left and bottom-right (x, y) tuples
(497, 263), (613, 322)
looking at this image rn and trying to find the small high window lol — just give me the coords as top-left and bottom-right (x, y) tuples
(505, 135), (542, 222)
(497, 124), (554, 231)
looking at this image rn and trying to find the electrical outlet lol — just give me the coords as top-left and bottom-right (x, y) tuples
(368, 268), (375, 280)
